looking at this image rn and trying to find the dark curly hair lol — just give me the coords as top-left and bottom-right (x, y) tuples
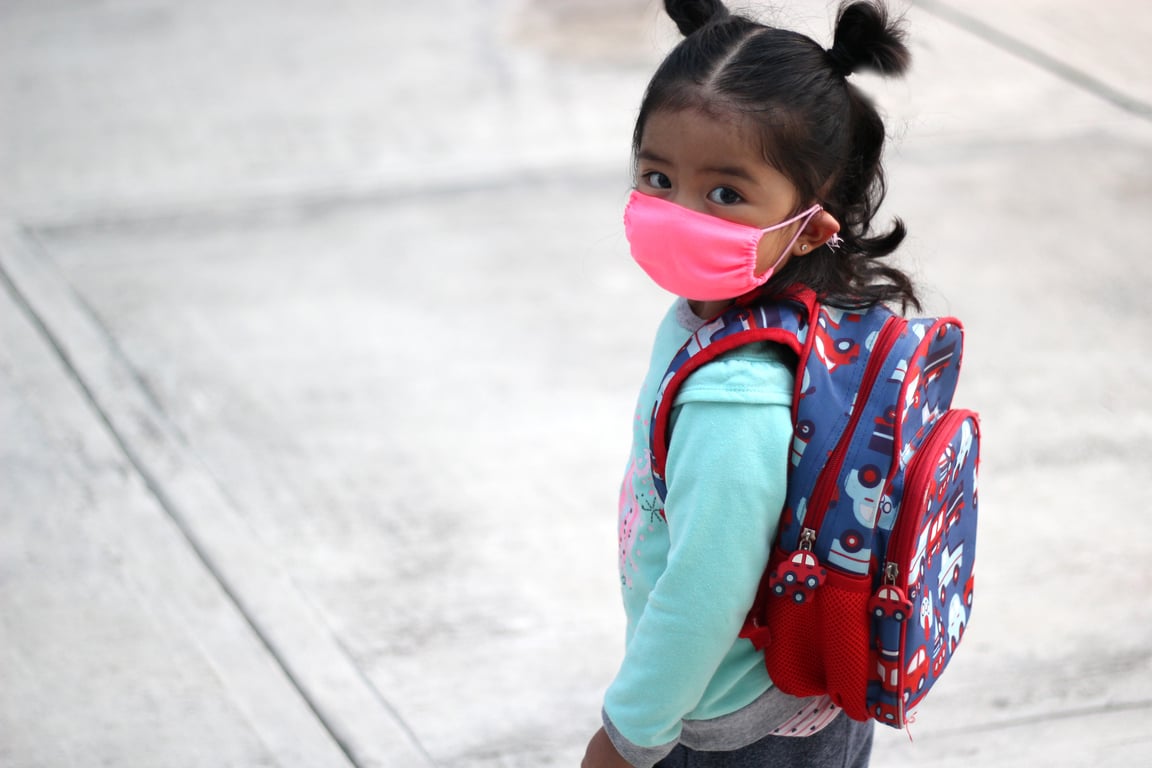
(634, 0), (919, 311)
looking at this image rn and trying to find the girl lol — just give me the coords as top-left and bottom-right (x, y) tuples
(582, 2), (917, 767)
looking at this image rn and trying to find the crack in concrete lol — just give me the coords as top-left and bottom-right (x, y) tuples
(913, 0), (1152, 121)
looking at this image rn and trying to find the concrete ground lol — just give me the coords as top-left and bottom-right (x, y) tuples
(1, 1), (1150, 766)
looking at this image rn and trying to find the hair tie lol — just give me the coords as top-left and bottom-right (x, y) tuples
(826, 45), (853, 78)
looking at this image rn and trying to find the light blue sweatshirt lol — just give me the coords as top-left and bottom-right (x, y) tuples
(603, 299), (806, 765)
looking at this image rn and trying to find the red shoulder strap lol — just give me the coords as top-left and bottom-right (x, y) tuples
(648, 290), (817, 500)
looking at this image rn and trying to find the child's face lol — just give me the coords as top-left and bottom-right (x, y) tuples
(634, 107), (806, 278)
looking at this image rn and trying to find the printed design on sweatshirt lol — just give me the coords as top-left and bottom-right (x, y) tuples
(618, 418), (664, 590)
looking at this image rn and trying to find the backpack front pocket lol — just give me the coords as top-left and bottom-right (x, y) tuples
(869, 410), (980, 724)
(751, 552), (874, 722)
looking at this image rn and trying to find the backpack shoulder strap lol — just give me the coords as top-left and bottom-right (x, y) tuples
(648, 289), (817, 502)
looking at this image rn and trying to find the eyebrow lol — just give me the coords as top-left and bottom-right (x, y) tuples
(636, 149), (669, 165)
(701, 164), (758, 183)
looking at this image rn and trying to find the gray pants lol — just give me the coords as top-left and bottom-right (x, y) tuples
(654, 712), (874, 768)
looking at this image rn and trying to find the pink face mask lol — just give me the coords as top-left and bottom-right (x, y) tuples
(623, 190), (822, 301)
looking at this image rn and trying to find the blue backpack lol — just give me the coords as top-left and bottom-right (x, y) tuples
(648, 287), (980, 728)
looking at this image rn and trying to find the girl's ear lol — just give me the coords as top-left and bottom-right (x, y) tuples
(794, 211), (841, 256)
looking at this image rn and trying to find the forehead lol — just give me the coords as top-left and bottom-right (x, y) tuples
(639, 107), (767, 167)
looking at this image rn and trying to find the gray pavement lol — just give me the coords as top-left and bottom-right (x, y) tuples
(1, 1), (1150, 766)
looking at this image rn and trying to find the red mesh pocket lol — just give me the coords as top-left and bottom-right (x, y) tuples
(762, 563), (873, 721)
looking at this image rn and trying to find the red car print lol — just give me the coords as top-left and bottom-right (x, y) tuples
(813, 311), (861, 371)
(903, 646), (929, 703)
(925, 508), (946, 568)
(815, 334), (860, 371)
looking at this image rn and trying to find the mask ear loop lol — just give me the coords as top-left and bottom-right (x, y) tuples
(762, 205), (823, 273)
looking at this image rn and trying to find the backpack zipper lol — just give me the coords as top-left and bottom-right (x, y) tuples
(797, 316), (903, 549)
(883, 409), (974, 580)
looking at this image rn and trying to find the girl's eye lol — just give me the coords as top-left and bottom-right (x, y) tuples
(707, 186), (744, 205)
(643, 171), (672, 189)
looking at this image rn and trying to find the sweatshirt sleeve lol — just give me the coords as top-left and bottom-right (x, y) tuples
(602, 346), (794, 766)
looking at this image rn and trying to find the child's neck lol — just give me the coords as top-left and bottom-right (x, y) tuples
(688, 299), (734, 320)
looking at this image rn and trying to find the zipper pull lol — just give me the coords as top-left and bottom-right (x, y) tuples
(870, 561), (913, 623)
(769, 528), (826, 604)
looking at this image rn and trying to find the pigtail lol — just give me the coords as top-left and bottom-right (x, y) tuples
(664, 0), (730, 37)
(820, 78), (917, 310)
(827, 1), (910, 77)
(809, 1), (918, 311)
